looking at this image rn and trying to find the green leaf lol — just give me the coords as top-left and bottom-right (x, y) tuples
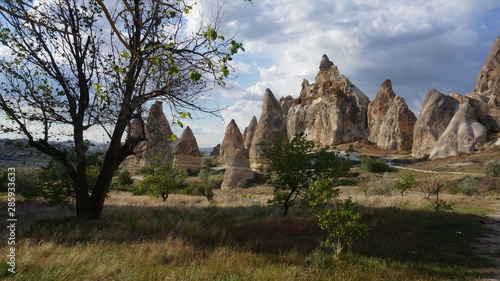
(189, 71), (202, 82)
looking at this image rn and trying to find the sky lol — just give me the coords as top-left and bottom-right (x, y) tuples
(174, 0), (500, 148)
(1, 0), (499, 149)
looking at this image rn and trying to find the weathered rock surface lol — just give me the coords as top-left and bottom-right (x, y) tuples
(249, 89), (287, 171)
(220, 120), (253, 189)
(243, 116), (258, 151)
(471, 37), (500, 127)
(430, 100), (487, 159)
(279, 95), (294, 121)
(121, 101), (173, 171)
(367, 80), (416, 151)
(172, 126), (201, 174)
(286, 54), (370, 145)
(412, 89), (459, 158)
(210, 144), (221, 157)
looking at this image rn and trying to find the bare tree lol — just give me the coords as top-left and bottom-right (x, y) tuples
(0, 0), (249, 219)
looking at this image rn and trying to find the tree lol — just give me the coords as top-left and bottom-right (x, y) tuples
(138, 155), (186, 201)
(309, 180), (368, 259)
(393, 172), (417, 197)
(0, 0), (249, 219)
(261, 135), (351, 216)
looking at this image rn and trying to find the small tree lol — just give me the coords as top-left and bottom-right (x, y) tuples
(420, 174), (452, 216)
(198, 168), (215, 201)
(138, 156), (187, 201)
(309, 180), (369, 259)
(117, 170), (134, 186)
(393, 172), (417, 197)
(261, 135), (351, 216)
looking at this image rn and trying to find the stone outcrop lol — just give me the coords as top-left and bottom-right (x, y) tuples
(429, 99), (487, 159)
(279, 95), (294, 121)
(249, 89), (287, 171)
(172, 126), (201, 174)
(121, 101), (173, 172)
(286, 54), (370, 145)
(412, 89), (459, 158)
(243, 116), (258, 151)
(210, 144), (221, 156)
(471, 37), (500, 127)
(367, 80), (416, 151)
(220, 120), (254, 189)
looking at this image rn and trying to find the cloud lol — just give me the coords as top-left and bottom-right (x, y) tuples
(179, 0), (500, 146)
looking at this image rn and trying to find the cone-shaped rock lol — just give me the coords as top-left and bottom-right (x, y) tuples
(220, 120), (253, 189)
(287, 54), (370, 145)
(430, 98), (487, 159)
(368, 80), (416, 151)
(172, 126), (201, 174)
(141, 101), (174, 165)
(243, 116), (258, 151)
(249, 89), (287, 171)
(121, 101), (173, 172)
(412, 89), (459, 158)
(470, 37), (500, 127)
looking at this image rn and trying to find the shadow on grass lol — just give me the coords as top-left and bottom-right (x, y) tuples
(3, 200), (492, 271)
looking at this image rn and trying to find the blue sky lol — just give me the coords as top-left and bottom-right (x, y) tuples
(176, 0), (500, 148)
(1, 0), (499, 149)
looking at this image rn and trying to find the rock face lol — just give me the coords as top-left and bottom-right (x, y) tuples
(172, 126), (201, 174)
(220, 120), (254, 189)
(121, 101), (173, 172)
(412, 89), (459, 158)
(429, 100), (487, 159)
(279, 95), (294, 121)
(243, 116), (258, 151)
(367, 80), (416, 151)
(249, 89), (287, 171)
(471, 37), (500, 127)
(286, 54), (370, 145)
(210, 144), (221, 156)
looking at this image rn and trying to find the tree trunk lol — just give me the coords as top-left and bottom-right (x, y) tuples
(75, 183), (96, 219)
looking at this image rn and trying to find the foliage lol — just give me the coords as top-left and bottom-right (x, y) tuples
(454, 176), (479, 196)
(198, 168), (215, 201)
(359, 173), (393, 196)
(419, 175), (452, 216)
(138, 156), (187, 201)
(0, 0), (249, 219)
(309, 180), (369, 259)
(485, 160), (500, 177)
(393, 172), (417, 197)
(360, 157), (395, 173)
(0, 170), (8, 192)
(18, 143), (103, 208)
(261, 135), (351, 216)
(117, 170), (134, 186)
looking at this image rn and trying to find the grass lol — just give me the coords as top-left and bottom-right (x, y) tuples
(0, 188), (496, 280)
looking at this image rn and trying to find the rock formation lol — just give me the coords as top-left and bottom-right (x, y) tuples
(220, 120), (254, 189)
(367, 80), (416, 151)
(121, 101), (173, 172)
(279, 95), (294, 121)
(249, 89), (287, 171)
(412, 89), (459, 158)
(172, 126), (201, 174)
(429, 99), (487, 159)
(210, 144), (221, 156)
(286, 54), (370, 145)
(243, 116), (258, 151)
(471, 37), (500, 127)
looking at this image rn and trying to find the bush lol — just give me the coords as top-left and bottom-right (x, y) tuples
(117, 170), (134, 186)
(359, 173), (393, 196)
(360, 157), (395, 173)
(485, 160), (500, 177)
(455, 176), (479, 196)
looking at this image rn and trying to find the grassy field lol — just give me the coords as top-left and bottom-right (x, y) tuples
(1, 144), (500, 280)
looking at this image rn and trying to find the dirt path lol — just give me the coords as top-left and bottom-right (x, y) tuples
(475, 203), (500, 280)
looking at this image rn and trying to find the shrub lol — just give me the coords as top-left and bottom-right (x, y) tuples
(117, 170), (134, 186)
(360, 157), (394, 173)
(393, 172), (417, 197)
(455, 176), (479, 196)
(138, 155), (187, 201)
(485, 160), (500, 177)
(359, 173), (393, 196)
